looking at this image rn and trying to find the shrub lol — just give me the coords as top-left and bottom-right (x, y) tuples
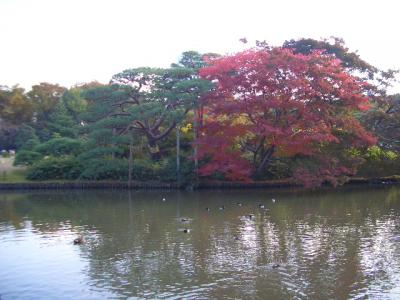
(156, 156), (196, 184)
(26, 156), (82, 180)
(34, 137), (84, 156)
(79, 158), (128, 180)
(20, 139), (40, 151)
(14, 150), (42, 166)
(356, 146), (400, 177)
(132, 159), (164, 181)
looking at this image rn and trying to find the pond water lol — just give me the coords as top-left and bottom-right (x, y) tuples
(0, 186), (400, 299)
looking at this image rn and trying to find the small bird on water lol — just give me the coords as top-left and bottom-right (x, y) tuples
(162, 197), (166, 202)
(259, 204), (265, 209)
(73, 237), (84, 245)
(272, 198), (276, 203)
(183, 229), (191, 233)
(205, 207), (210, 211)
(272, 263), (280, 269)
(219, 205), (225, 211)
(237, 202), (243, 207)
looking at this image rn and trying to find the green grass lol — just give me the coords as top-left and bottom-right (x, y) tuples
(0, 170), (81, 183)
(0, 169), (29, 183)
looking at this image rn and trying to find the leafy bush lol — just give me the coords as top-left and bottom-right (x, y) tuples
(349, 146), (400, 177)
(26, 156), (82, 180)
(131, 159), (164, 180)
(14, 150), (42, 166)
(34, 137), (84, 156)
(20, 138), (40, 151)
(1, 151), (10, 158)
(131, 156), (195, 184)
(79, 158), (128, 180)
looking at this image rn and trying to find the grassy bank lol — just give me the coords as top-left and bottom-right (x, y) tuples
(0, 157), (28, 183)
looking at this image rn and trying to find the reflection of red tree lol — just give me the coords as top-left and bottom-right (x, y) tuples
(197, 47), (375, 185)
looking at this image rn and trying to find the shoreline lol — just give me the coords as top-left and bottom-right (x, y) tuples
(0, 176), (399, 190)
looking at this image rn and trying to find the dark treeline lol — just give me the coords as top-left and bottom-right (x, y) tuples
(0, 38), (399, 187)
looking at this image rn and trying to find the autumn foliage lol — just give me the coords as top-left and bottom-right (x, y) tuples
(197, 47), (376, 184)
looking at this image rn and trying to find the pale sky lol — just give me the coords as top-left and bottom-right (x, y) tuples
(1, 0), (399, 93)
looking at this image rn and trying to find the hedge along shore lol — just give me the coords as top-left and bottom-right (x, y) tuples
(0, 176), (399, 190)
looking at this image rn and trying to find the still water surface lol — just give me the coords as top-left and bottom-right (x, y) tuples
(0, 186), (400, 299)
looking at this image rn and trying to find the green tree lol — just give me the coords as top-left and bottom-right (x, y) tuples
(0, 86), (34, 149)
(282, 37), (396, 85)
(27, 83), (67, 140)
(14, 124), (39, 149)
(107, 66), (211, 159)
(362, 94), (400, 151)
(28, 82), (66, 122)
(0, 86), (33, 125)
(61, 87), (87, 120)
(47, 100), (78, 138)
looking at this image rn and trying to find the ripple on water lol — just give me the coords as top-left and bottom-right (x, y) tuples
(1, 187), (400, 299)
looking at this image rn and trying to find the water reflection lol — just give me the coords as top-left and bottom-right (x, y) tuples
(0, 186), (400, 299)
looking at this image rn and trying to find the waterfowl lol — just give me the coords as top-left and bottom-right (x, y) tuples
(272, 263), (280, 269)
(73, 237), (84, 245)
(219, 205), (225, 211)
(183, 229), (191, 233)
(237, 202), (243, 207)
(258, 204), (265, 209)
(271, 198), (276, 203)
(162, 197), (166, 202)
(205, 207), (211, 211)
(181, 218), (189, 222)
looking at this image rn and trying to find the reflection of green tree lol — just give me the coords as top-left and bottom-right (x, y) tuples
(0, 193), (27, 229)
(0, 187), (399, 299)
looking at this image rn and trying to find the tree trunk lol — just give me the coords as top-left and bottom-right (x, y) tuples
(255, 146), (275, 175)
(148, 138), (161, 160)
(176, 126), (181, 186)
(112, 128), (116, 159)
(128, 139), (133, 188)
(193, 108), (199, 185)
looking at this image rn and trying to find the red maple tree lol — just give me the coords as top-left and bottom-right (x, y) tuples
(197, 47), (376, 185)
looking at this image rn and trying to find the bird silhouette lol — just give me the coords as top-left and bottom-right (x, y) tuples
(73, 237), (84, 245)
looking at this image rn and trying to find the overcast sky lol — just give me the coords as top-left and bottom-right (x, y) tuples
(0, 0), (399, 93)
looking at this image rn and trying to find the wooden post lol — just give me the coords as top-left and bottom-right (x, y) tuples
(128, 138), (133, 188)
(176, 125), (181, 186)
(193, 108), (199, 186)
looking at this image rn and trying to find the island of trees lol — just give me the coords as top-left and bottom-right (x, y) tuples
(0, 38), (399, 187)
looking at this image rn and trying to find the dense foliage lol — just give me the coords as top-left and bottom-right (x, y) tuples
(197, 47), (377, 186)
(1, 40), (399, 187)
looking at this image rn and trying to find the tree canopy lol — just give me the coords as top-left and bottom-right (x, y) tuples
(2, 43), (399, 186)
(197, 46), (377, 185)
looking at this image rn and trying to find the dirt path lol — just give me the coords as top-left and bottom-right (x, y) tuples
(0, 157), (25, 172)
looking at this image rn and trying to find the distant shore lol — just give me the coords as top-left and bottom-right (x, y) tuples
(0, 176), (398, 190)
